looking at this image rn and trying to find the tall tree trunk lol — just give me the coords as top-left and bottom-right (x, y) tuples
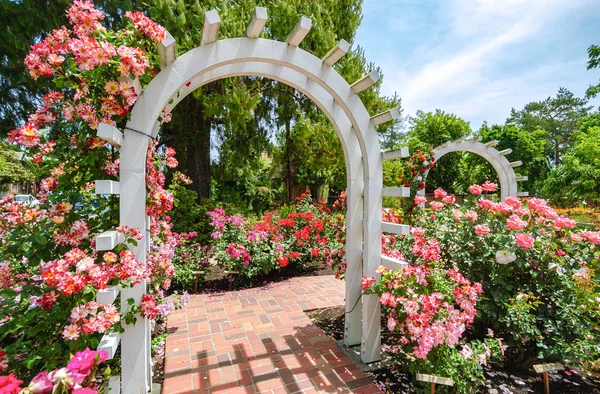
(554, 140), (560, 166)
(187, 105), (211, 199)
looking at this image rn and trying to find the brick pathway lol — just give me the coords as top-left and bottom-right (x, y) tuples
(162, 275), (381, 394)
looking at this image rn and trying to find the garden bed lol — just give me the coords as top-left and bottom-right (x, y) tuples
(190, 261), (336, 294)
(309, 306), (600, 394)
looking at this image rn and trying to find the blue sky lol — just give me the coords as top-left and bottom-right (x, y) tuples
(354, 0), (600, 130)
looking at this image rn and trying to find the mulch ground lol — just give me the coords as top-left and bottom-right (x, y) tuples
(309, 306), (600, 394)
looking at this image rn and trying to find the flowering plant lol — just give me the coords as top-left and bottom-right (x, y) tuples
(363, 264), (503, 392)
(207, 191), (346, 280)
(0, 348), (107, 394)
(393, 182), (600, 367)
(170, 232), (211, 291)
(1, 0), (180, 381)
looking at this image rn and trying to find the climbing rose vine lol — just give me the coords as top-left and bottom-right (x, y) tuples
(1, 0), (184, 383)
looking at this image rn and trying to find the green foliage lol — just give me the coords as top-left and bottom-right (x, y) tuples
(586, 43), (600, 98)
(403, 110), (472, 193)
(410, 339), (504, 394)
(169, 177), (215, 245)
(0, 143), (34, 190)
(475, 123), (549, 194)
(507, 87), (591, 165)
(542, 126), (600, 206)
(171, 240), (211, 292)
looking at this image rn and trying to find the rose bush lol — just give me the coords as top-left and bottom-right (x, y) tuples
(389, 182), (600, 368)
(0, 0), (183, 383)
(170, 231), (211, 291)
(208, 191), (346, 280)
(363, 265), (504, 393)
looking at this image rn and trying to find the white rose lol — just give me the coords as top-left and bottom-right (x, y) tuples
(496, 250), (516, 265)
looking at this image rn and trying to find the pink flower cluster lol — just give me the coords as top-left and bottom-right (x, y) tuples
(13, 0), (166, 147)
(0, 348), (107, 394)
(225, 243), (252, 266)
(125, 11), (167, 43)
(41, 247), (148, 299)
(411, 237), (441, 261)
(364, 265), (482, 360)
(469, 181), (498, 195)
(63, 302), (120, 340)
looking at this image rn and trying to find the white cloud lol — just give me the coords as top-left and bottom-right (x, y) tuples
(358, 0), (600, 129)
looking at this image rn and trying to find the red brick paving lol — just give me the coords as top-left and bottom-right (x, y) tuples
(162, 275), (381, 394)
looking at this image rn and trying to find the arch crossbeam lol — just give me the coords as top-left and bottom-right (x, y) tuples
(418, 138), (526, 201)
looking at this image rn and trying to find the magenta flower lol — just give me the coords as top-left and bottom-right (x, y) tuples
(25, 371), (52, 394)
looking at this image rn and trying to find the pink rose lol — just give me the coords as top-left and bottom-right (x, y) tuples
(482, 181), (498, 192)
(442, 194), (456, 205)
(433, 188), (448, 199)
(506, 214), (527, 230)
(469, 184), (483, 195)
(430, 201), (445, 211)
(515, 233), (534, 249)
(554, 216), (576, 229)
(474, 225), (490, 236)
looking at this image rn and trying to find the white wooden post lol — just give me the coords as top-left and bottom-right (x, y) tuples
(119, 130), (151, 394)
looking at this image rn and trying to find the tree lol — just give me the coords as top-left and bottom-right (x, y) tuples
(542, 125), (600, 206)
(0, 143), (34, 191)
(585, 43), (600, 98)
(401, 110), (472, 193)
(474, 123), (549, 195)
(507, 88), (591, 165)
(146, 0), (401, 202)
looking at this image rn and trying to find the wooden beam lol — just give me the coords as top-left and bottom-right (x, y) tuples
(351, 71), (380, 93)
(285, 16), (312, 47)
(246, 7), (267, 38)
(517, 191), (529, 197)
(95, 180), (120, 195)
(201, 10), (221, 45)
(96, 231), (125, 251)
(98, 331), (121, 360)
(371, 108), (400, 126)
(158, 30), (176, 69)
(499, 148), (512, 156)
(485, 140), (499, 147)
(322, 39), (351, 66)
(381, 147), (410, 161)
(382, 187), (410, 198)
(510, 161), (523, 168)
(97, 285), (121, 305)
(97, 123), (123, 149)
(381, 222), (409, 235)
(380, 255), (406, 270)
(516, 176), (528, 182)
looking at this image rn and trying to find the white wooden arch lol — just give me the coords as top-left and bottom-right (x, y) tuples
(417, 138), (528, 201)
(96, 8), (411, 393)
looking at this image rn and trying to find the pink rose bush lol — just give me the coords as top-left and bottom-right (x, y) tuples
(363, 265), (503, 392)
(386, 182), (600, 368)
(1, 0), (184, 384)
